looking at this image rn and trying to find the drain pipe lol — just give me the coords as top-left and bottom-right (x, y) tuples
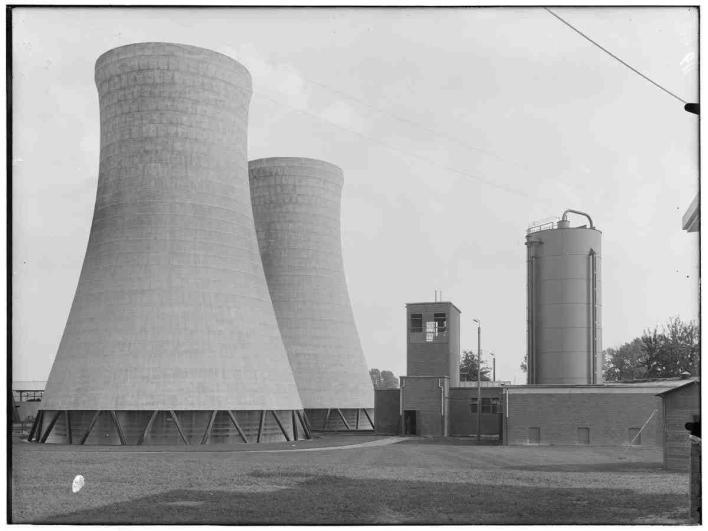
(438, 378), (446, 436)
(561, 209), (594, 228)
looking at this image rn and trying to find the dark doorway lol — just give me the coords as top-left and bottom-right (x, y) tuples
(403, 410), (417, 435)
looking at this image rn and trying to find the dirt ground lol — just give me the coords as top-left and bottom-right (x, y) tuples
(10, 434), (690, 524)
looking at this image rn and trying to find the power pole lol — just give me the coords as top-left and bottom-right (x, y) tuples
(474, 319), (482, 442)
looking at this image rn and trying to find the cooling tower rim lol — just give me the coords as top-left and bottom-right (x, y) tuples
(249, 157), (343, 179)
(95, 41), (252, 89)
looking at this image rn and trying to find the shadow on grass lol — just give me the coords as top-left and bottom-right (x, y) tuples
(39, 472), (687, 525)
(511, 461), (668, 473)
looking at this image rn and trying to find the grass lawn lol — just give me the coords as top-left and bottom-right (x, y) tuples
(10, 434), (689, 524)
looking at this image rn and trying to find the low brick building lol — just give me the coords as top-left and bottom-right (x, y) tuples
(657, 379), (700, 470)
(503, 383), (677, 446)
(374, 299), (692, 447)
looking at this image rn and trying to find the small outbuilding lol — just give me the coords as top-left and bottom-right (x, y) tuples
(656, 378), (700, 471)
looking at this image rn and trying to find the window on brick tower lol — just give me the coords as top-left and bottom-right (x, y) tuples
(425, 321), (435, 342)
(434, 312), (447, 332)
(410, 313), (423, 333)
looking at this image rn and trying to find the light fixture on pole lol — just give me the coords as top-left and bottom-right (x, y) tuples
(473, 318), (481, 441)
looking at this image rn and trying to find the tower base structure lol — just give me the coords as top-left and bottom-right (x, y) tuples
(305, 408), (374, 432)
(29, 409), (311, 445)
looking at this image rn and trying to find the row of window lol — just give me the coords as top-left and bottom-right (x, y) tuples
(469, 398), (500, 414)
(410, 312), (447, 333)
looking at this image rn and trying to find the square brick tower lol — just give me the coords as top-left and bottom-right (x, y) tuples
(406, 302), (461, 387)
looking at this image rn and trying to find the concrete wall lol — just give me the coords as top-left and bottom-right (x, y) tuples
(400, 376), (449, 437)
(42, 43), (303, 411)
(249, 158), (373, 410)
(661, 382), (700, 470)
(506, 387), (663, 446)
(374, 389), (401, 435)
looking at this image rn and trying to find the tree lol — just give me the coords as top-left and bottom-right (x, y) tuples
(380, 370), (399, 388)
(459, 350), (490, 382)
(369, 368), (382, 388)
(603, 316), (699, 381)
(369, 368), (399, 389)
(520, 353), (528, 373)
(640, 317), (699, 378)
(602, 338), (646, 382)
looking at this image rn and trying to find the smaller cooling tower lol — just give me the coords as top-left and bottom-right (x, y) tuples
(249, 157), (374, 431)
(526, 210), (602, 385)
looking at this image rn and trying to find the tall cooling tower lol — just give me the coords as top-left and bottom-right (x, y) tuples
(526, 210), (602, 385)
(32, 43), (309, 446)
(249, 157), (374, 431)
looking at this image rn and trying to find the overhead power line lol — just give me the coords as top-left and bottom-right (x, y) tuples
(254, 90), (553, 206)
(303, 77), (532, 176)
(544, 7), (688, 105)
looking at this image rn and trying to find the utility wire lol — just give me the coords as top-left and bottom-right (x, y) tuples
(303, 77), (532, 176)
(254, 89), (552, 205)
(544, 7), (688, 104)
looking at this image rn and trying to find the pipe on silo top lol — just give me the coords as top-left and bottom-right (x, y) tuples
(562, 209), (594, 228)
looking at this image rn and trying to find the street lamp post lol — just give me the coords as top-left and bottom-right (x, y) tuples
(473, 318), (481, 441)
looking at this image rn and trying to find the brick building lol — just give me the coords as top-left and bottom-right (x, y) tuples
(375, 299), (692, 447)
(502, 383), (678, 446)
(657, 379), (700, 470)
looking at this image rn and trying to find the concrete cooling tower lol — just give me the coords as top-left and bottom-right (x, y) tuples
(32, 43), (308, 445)
(249, 157), (374, 431)
(526, 210), (602, 385)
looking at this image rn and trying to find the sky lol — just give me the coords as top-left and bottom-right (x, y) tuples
(11, 6), (699, 385)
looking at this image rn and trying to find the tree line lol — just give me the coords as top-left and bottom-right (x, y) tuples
(519, 316), (699, 381)
(369, 368), (400, 389)
(603, 316), (699, 381)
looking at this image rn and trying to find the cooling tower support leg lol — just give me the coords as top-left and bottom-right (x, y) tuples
(201, 410), (218, 445)
(138, 410), (158, 446)
(110, 411), (127, 445)
(257, 410), (266, 443)
(335, 409), (351, 430)
(65, 411), (72, 444)
(27, 412), (40, 442)
(35, 410), (45, 442)
(292, 411), (299, 441)
(271, 411), (291, 441)
(169, 410), (189, 445)
(323, 409), (332, 430)
(362, 408), (374, 430)
(80, 411), (101, 445)
(356, 409), (360, 429)
(226, 410), (249, 443)
(39, 411), (61, 443)
(297, 411), (312, 439)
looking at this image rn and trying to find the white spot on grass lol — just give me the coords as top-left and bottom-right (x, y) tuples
(72, 475), (84, 493)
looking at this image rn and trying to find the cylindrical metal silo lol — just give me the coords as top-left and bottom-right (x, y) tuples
(526, 210), (602, 385)
(249, 157), (374, 430)
(34, 43), (308, 445)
